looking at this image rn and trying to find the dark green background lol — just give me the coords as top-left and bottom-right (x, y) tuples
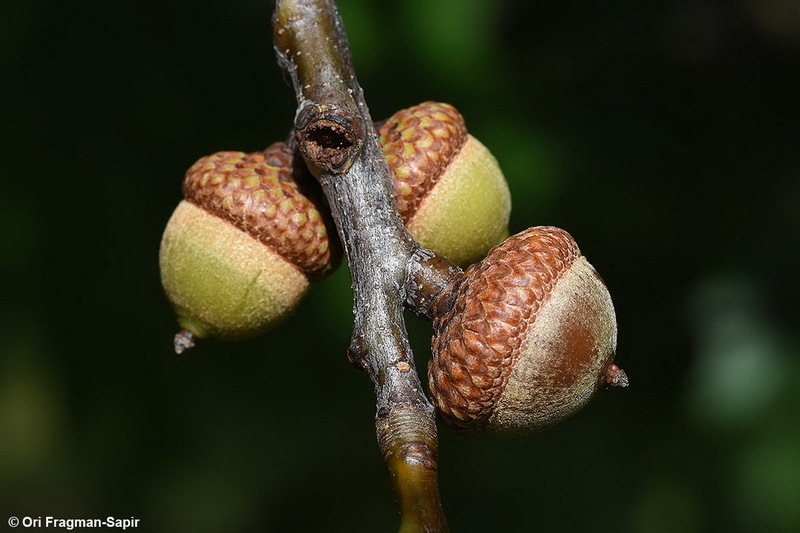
(2, 0), (799, 531)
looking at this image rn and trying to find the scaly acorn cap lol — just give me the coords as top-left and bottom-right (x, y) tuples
(428, 226), (619, 434)
(159, 143), (338, 348)
(378, 102), (511, 267)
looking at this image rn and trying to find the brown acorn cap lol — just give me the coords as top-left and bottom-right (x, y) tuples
(183, 142), (338, 279)
(428, 226), (618, 434)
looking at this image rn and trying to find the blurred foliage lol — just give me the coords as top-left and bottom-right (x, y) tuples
(1, 0), (799, 531)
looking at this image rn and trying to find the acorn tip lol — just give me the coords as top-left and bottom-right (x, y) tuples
(174, 329), (197, 355)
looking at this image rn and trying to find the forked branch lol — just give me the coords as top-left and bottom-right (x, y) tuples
(272, 0), (449, 530)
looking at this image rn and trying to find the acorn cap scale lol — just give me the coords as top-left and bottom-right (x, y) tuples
(428, 226), (618, 434)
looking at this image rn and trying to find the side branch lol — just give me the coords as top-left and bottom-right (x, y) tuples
(273, 1), (448, 530)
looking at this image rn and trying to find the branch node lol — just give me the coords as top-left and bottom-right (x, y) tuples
(405, 247), (463, 320)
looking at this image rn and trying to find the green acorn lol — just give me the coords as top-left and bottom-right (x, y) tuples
(378, 102), (511, 266)
(159, 143), (338, 352)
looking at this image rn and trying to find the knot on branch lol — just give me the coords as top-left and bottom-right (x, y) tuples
(295, 104), (362, 175)
(347, 333), (371, 374)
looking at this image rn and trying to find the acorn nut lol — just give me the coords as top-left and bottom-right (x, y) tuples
(159, 142), (338, 352)
(428, 226), (624, 434)
(378, 102), (511, 267)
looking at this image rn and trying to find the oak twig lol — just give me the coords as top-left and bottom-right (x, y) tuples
(272, 1), (450, 530)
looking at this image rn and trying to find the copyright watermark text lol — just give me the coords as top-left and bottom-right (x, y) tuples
(7, 516), (140, 530)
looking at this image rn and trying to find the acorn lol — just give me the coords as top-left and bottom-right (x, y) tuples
(159, 143), (338, 352)
(427, 226), (624, 434)
(378, 102), (511, 266)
